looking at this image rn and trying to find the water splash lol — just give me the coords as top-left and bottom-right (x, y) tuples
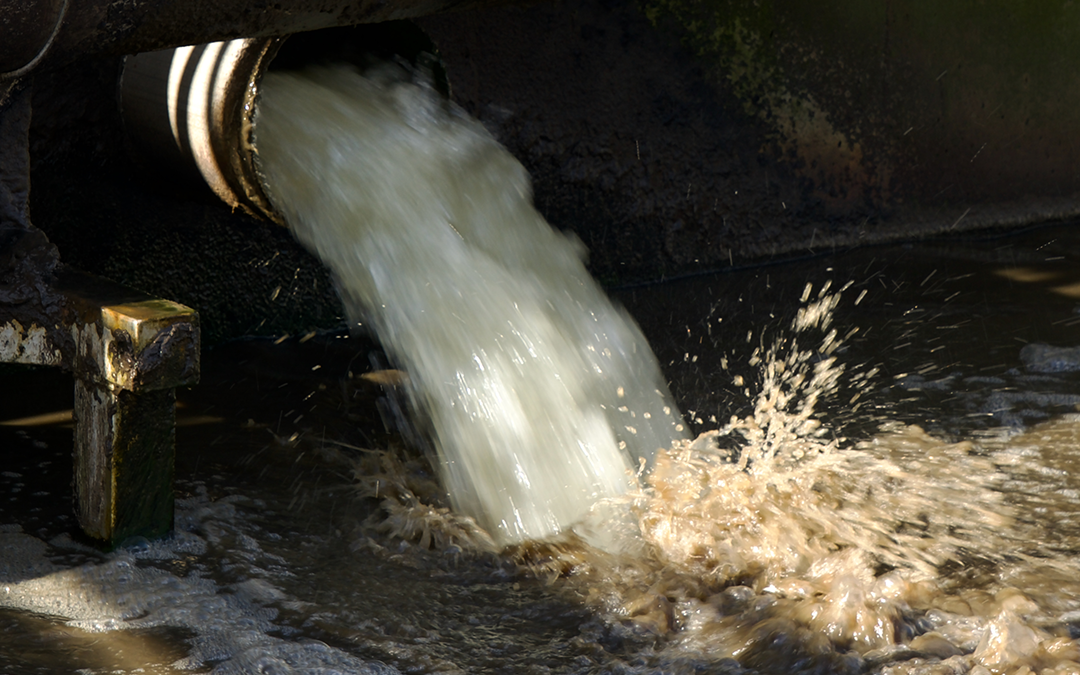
(357, 280), (1080, 673)
(561, 284), (1080, 673)
(249, 60), (1080, 674)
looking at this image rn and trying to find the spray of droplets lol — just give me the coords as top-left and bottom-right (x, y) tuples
(356, 281), (1080, 674)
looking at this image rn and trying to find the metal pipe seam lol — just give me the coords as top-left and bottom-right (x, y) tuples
(119, 23), (449, 225)
(0, 0), (69, 80)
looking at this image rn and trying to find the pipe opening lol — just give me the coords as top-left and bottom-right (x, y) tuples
(119, 21), (449, 224)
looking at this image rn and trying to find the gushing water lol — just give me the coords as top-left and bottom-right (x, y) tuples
(350, 276), (1080, 674)
(253, 63), (687, 546)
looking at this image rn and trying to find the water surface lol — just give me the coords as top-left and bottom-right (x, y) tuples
(3, 178), (1080, 675)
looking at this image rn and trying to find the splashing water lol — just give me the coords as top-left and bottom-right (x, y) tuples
(249, 61), (1080, 674)
(6, 245), (1080, 673)
(500, 282), (1080, 674)
(351, 277), (1080, 674)
(253, 63), (687, 546)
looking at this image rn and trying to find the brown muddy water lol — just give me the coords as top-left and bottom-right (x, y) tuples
(3, 221), (1080, 674)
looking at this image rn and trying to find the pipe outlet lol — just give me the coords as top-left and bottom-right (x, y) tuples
(119, 24), (445, 224)
(120, 37), (284, 223)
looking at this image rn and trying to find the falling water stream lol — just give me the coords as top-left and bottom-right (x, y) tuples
(253, 63), (687, 548)
(4, 63), (1080, 674)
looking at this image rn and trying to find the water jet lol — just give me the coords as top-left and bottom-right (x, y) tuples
(119, 28), (689, 545)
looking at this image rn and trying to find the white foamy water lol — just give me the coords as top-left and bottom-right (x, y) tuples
(252, 64), (687, 546)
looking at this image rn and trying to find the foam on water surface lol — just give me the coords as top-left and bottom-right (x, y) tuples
(253, 63), (687, 546)
(0, 490), (400, 674)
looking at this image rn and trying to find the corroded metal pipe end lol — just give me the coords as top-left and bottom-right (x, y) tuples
(120, 38), (286, 224)
(119, 25), (447, 227)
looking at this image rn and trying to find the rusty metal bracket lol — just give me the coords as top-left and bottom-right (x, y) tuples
(1, 265), (199, 547)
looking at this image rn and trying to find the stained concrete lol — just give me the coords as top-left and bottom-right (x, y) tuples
(14, 0), (1080, 343)
(419, 0), (1080, 282)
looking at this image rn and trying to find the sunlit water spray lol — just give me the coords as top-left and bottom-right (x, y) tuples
(345, 277), (1080, 674)
(253, 63), (687, 546)
(505, 283), (1080, 674)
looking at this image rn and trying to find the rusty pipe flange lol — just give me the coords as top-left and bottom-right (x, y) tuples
(0, 0), (69, 79)
(120, 38), (285, 224)
(120, 25), (448, 225)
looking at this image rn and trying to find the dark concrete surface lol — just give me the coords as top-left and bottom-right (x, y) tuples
(419, 0), (1080, 283)
(14, 0), (1080, 345)
(421, 0), (795, 283)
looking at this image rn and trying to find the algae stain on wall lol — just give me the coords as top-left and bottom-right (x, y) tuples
(642, 0), (1080, 211)
(641, 0), (879, 212)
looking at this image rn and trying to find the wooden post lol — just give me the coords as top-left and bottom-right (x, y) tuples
(74, 383), (177, 542)
(71, 297), (199, 547)
(2, 75), (199, 548)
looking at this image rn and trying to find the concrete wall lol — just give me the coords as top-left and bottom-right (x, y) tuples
(419, 0), (1080, 282)
(21, 0), (1080, 342)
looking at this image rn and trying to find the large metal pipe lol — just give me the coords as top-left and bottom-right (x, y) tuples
(0, 0), (69, 77)
(1, 0), (503, 79)
(120, 37), (284, 222)
(119, 24), (442, 223)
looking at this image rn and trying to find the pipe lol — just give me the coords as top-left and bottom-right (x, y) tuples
(120, 25), (444, 223)
(120, 37), (284, 223)
(1, 0), (504, 78)
(0, 0), (69, 78)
